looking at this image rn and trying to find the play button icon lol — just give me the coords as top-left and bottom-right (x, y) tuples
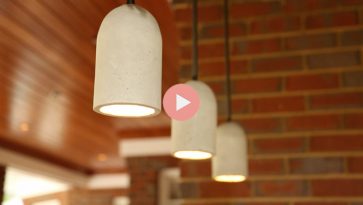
(163, 84), (200, 121)
(176, 94), (191, 111)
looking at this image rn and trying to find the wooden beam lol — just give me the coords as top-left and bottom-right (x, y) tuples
(0, 148), (89, 187)
(118, 126), (170, 139)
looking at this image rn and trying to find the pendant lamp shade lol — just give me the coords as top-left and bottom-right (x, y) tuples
(213, 122), (248, 182)
(93, 4), (162, 117)
(172, 80), (217, 160)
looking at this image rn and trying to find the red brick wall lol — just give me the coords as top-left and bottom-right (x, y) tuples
(127, 156), (178, 205)
(173, 0), (363, 204)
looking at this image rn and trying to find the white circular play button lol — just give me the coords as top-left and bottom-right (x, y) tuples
(163, 84), (200, 121)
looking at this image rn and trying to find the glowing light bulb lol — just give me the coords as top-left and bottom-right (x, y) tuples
(99, 104), (156, 117)
(173, 151), (212, 160)
(214, 175), (246, 183)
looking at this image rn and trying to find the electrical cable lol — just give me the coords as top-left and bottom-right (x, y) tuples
(224, 0), (232, 122)
(191, 0), (199, 80)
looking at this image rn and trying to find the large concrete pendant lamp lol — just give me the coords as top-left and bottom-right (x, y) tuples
(93, 0), (162, 117)
(171, 0), (217, 160)
(212, 0), (248, 182)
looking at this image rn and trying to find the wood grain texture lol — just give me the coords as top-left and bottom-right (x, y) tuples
(0, 0), (179, 174)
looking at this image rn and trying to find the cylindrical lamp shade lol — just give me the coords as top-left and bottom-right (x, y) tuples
(93, 4), (162, 117)
(172, 80), (217, 160)
(213, 122), (248, 182)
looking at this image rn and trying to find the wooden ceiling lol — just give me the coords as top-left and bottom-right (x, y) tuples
(0, 0), (179, 174)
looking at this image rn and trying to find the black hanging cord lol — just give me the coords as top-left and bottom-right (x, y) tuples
(224, 0), (232, 122)
(127, 0), (135, 4)
(191, 0), (199, 80)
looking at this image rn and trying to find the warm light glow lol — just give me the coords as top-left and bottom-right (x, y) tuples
(3, 198), (24, 205)
(97, 153), (108, 162)
(214, 175), (246, 183)
(99, 104), (156, 117)
(173, 151), (212, 160)
(19, 122), (29, 132)
(5, 168), (70, 198)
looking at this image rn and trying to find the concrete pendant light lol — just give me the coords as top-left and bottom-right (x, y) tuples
(213, 122), (248, 182)
(93, 0), (162, 117)
(212, 0), (248, 182)
(171, 0), (217, 160)
(172, 80), (217, 160)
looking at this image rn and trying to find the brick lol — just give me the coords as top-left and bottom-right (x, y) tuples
(179, 182), (200, 198)
(285, 33), (336, 50)
(180, 46), (191, 60)
(217, 99), (226, 115)
(249, 159), (286, 175)
(343, 71), (363, 87)
(174, 7), (191, 23)
(200, 23), (246, 39)
(284, 0), (339, 12)
(179, 26), (192, 41)
(230, 60), (250, 74)
(310, 134), (363, 152)
(341, 29), (363, 46)
(250, 15), (301, 34)
(306, 11), (359, 29)
(199, 181), (251, 198)
(179, 65), (192, 79)
(231, 1), (281, 19)
(312, 179), (363, 196)
(181, 158), (286, 177)
(174, 5), (222, 23)
(253, 137), (306, 154)
(199, 43), (225, 59)
(310, 92), (363, 109)
(127, 156), (178, 203)
(207, 81), (224, 95)
(251, 56), (302, 73)
(289, 157), (345, 174)
(347, 157), (363, 173)
(286, 74), (340, 91)
(255, 180), (308, 196)
(252, 96), (305, 113)
(231, 98), (250, 114)
(200, 60), (248, 76)
(344, 113), (363, 129)
(233, 38), (282, 55)
(286, 114), (341, 131)
(181, 43), (226, 60)
(233, 77), (282, 93)
(180, 160), (210, 178)
(240, 118), (282, 133)
(307, 51), (360, 69)
(181, 60), (249, 78)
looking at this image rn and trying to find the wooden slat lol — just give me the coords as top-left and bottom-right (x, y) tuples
(0, 0), (179, 173)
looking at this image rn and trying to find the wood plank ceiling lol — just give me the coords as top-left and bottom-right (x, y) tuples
(0, 0), (179, 174)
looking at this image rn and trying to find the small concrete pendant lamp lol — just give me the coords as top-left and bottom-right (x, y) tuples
(93, 0), (162, 117)
(213, 122), (248, 182)
(171, 0), (217, 160)
(212, 0), (248, 182)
